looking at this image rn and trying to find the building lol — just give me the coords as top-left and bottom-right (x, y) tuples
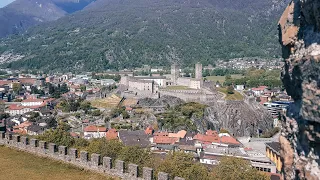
(118, 130), (150, 148)
(263, 102), (288, 119)
(106, 128), (118, 140)
(195, 62), (202, 80)
(251, 86), (268, 96)
(171, 63), (180, 85)
(83, 125), (107, 139)
(236, 85), (245, 91)
(266, 142), (282, 172)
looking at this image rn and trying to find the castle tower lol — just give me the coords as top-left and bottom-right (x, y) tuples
(195, 62), (202, 80)
(171, 63), (180, 85)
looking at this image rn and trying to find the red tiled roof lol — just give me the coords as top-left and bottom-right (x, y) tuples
(70, 132), (80, 137)
(13, 121), (32, 129)
(8, 104), (45, 110)
(153, 136), (178, 144)
(22, 98), (45, 103)
(168, 130), (187, 138)
(84, 125), (107, 132)
(106, 128), (118, 140)
(145, 126), (154, 135)
(193, 133), (220, 143)
(220, 136), (240, 145)
(19, 78), (37, 84)
(154, 132), (169, 136)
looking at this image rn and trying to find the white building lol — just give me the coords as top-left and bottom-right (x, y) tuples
(83, 125), (107, 139)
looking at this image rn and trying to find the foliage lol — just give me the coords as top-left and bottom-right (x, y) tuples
(157, 102), (206, 132)
(212, 157), (269, 180)
(156, 152), (210, 180)
(260, 127), (280, 138)
(227, 86), (234, 94)
(1, 0), (286, 72)
(85, 138), (124, 160)
(219, 128), (229, 134)
(92, 73), (121, 82)
(110, 106), (129, 119)
(217, 87), (243, 100)
(12, 83), (22, 93)
(47, 83), (69, 98)
(38, 122), (74, 147)
(224, 68), (282, 88)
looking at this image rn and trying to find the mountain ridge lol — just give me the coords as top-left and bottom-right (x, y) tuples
(1, 0), (290, 72)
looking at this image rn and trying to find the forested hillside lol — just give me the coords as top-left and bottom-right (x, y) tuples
(0, 0), (289, 72)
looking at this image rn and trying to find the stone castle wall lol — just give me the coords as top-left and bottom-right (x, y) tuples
(158, 89), (216, 102)
(0, 133), (184, 180)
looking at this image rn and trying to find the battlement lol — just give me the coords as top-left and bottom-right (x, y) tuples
(0, 132), (184, 180)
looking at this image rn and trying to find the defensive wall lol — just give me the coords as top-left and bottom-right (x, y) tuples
(0, 132), (185, 180)
(158, 89), (217, 102)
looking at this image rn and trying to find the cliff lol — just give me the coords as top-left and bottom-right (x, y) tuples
(279, 0), (320, 179)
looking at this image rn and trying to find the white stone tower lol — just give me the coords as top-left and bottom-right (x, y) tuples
(171, 63), (180, 85)
(195, 62), (202, 80)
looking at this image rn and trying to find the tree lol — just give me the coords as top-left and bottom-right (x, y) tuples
(12, 83), (22, 93)
(211, 157), (268, 180)
(156, 152), (209, 180)
(227, 86), (234, 94)
(86, 138), (124, 160)
(38, 122), (74, 147)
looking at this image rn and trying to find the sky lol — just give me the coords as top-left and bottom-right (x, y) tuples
(0, 0), (15, 8)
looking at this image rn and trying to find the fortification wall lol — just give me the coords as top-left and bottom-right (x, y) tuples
(0, 133), (184, 180)
(158, 89), (217, 102)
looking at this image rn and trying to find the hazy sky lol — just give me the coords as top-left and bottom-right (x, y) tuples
(0, 0), (15, 8)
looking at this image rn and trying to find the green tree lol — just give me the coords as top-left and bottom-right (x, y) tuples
(86, 139), (124, 160)
(157, 152), (209, 180)
(212, 157), (268, 180)
(12, 83), (22, 93)
(227, 86), (234, 94)
(38, 122), (74, 147)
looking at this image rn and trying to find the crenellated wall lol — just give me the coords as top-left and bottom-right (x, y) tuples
(0, 132), (184, 180)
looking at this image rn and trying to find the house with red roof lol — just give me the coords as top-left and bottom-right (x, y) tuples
(145, 126), (154, 135)
(251, 86), (268, 96)
(84, 125), (107, 139)
(106, 128), (118, 140)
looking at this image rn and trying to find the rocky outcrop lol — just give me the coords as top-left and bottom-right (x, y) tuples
(138, 95), (184, 108)
(204, 100), (273, 137)
(279, 0), (320, 179)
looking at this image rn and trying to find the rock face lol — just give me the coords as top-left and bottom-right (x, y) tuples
(279, 0), (320, 179)
(138, 95), (184, 108)
(204, 100), (273, 137)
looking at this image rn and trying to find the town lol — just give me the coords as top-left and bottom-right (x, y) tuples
(0, 61), (291, 179)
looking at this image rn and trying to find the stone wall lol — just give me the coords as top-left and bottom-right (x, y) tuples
(279, 0), (320, 179)
(0, 133), (184, 180)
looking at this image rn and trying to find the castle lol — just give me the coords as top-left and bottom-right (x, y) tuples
(120, 63), (203, 95)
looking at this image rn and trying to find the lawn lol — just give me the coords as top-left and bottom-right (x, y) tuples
(0, 146), (116, 180)
(217, 87), (244, 100)
(164, 86), (191, 90)
(205, 74), (244, 83)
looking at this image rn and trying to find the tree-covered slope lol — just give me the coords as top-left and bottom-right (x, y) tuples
(0, 0), (289, 72)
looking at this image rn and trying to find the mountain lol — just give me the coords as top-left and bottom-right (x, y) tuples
(0, 0), (95, 37)
(0, 0), (290, 72)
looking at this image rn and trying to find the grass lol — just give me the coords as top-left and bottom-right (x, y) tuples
(217, 87), (244, 100)
(164, 86), (191, 90)
(205, 74), (244, 83)
(91, 94), (122, 108)
(0, 146), (116, 180)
